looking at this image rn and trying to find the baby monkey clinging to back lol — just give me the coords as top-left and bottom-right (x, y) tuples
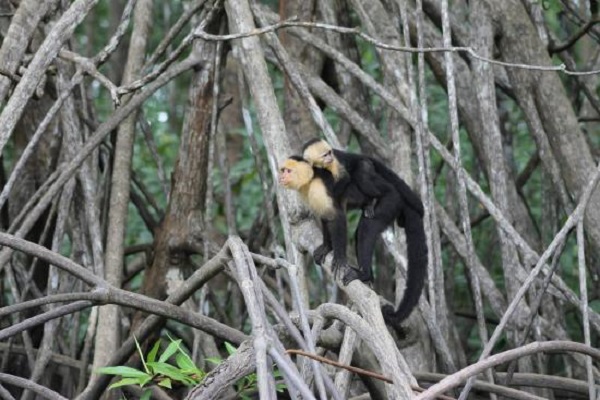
(278, 155), (375, 278)
(289, 138), (428, 327)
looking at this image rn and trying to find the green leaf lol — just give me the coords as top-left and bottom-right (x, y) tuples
(159, 339), (182, 363)
(97, 366), (149, 379)
(139, 375), (153, 387)
(245, 373), (257, 385)
(224, 342), (237, 356)
(175, 352), (197, 371)
(140, 388), (152, 400)
(146, 362), (193, 385)
(174, 341), (195, 361)
(147, 339), (161, 364)
(206, 357), (222, 365)
(108, 377), (143, 389)
(134, 336), (149, 374)
(276, 383), (287, 392)
(158, 378), (172, 389)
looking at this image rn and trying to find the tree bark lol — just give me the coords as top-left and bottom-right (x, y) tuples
(136, 22), (221, 320)
(0, 0), (60, 106)
(93, 0), (153, 385)
(0, 0), (99, 156)
(487, 0), (600, 254)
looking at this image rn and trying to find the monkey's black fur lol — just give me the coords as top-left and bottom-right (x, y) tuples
(302, 139), (428, 328)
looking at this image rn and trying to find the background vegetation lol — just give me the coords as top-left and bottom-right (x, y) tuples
(0, 0), (598, 399)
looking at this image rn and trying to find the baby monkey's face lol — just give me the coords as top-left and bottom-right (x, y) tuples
(303, 140), (334, 168)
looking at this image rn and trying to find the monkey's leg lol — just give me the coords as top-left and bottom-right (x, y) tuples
(347, 217), (388, 285)
(347, 192), (401, 284)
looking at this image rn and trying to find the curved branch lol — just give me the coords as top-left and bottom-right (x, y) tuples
(0, 301), (93, 341)
(416, 341), (600, 399)
(416, 372), (596, 397)
(287, 350), (549, 400)
(0, 292), (93, 318)
(0, 233), (246, 345)
(0, 373), (67, 400)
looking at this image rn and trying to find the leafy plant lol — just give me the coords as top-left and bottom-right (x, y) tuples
(97, 337), (286, 399)
(97, 335), (205, 399)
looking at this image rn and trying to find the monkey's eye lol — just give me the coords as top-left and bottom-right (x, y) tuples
(323, 150), (332, 157)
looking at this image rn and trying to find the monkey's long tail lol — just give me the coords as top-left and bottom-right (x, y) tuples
(381, 208), (428, 327)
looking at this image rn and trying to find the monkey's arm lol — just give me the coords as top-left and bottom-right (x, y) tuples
(314, 210), (349, 278)
(313, 218), (333, 265)
(328, 210), (350, 277)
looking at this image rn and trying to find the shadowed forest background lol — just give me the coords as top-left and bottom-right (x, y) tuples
(0, 0), (598, 399)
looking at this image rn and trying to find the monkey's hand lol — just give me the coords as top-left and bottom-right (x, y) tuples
(313, 244), (332, 265)
(331, 257), (350, 279)
(363, 199), (377, 218)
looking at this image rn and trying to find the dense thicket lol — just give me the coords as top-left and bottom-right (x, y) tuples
(0, 0), (598, 399)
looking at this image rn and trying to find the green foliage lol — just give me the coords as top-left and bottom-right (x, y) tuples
(97, 335), (205, 398)
(210, 129), (270, 234)
(98, 336), (286, 398)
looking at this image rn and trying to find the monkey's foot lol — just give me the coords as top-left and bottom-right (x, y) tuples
(341, 267), (360, 285)
(341, 266), (373, 285)
(340, 267), (373, 285)
(313, 244), (332, 265)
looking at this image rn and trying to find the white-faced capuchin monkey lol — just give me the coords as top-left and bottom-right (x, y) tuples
(302, 138), (428, 327)
(278, 155), (376, 279)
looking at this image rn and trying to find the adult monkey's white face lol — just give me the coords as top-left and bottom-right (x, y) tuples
(278, 158), (313, 191)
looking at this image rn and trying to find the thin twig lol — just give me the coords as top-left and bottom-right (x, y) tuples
(145, 0), (208, 67)
(193, 19), (600, 75)
(288, 349), (393, 382)
(117, 1), (221, 95)
(550, 16), (600, 52)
